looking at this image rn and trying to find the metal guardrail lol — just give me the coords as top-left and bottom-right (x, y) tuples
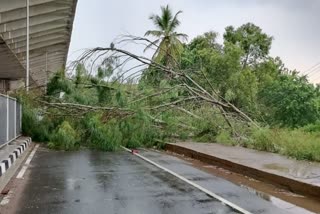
(0, 94), (22, 147)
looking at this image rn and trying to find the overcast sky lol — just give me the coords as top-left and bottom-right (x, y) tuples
(68, 0), (320, 82)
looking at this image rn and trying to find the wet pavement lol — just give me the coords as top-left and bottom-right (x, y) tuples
(167, 142), (320, 188)
(1, 147), (291, 214)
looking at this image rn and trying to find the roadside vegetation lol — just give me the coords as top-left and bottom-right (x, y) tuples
(17, 5), (320, 161)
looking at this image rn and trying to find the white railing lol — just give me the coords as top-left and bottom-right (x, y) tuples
(0, 94), (22, 147)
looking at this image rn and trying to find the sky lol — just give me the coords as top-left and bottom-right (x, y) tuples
(68, 0), (320, 82)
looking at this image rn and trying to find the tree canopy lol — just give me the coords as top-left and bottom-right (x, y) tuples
(224, 23), (273, 68)
(19, 5), (320, 161)
(145, 5), (188, 68)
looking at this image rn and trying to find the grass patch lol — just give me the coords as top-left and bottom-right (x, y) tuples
(220, 127), (320, 162)
(216, 130), (235, 146)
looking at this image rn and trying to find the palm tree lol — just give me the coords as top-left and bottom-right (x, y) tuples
(145, 5), (188, 68)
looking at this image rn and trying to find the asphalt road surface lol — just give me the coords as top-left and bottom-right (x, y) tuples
(0, 147), (290, 214)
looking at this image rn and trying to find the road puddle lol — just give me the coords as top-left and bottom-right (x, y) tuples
(263, 163), (289, 172)
(240, 185), (313, 214)
(167, 151), (320, 214)
(263, 163), (320, 180)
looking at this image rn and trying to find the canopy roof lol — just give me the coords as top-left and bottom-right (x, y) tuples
(0, 0), (77, 86)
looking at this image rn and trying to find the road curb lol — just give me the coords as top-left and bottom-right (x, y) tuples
(0, 137), (32, 177)
(165, 143), (320, 198)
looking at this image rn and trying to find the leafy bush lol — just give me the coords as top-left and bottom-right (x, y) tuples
(276, 129), (320, 161)
(205, 126), (320, 162)
(302, 121), (320, 133)
(48, 121), (78, 150)
(83, 115), (121, 151)
(192, 106), (225, 142)
(247, 127), (280, 152)
(122, 111), (164, 149)
(216, 130), (235, 146)
(21, 100), (51, 142)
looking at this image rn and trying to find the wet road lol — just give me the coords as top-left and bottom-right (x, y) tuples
(2, 147), (290, 214)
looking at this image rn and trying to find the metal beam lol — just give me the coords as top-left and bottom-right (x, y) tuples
(0, 2), (72, 23)
(0, 0), (55, 13)
(8, 34), (67, 50)
(1, 20), (68, 40)
(5, 27), (68, 44)
(26, 0), (30, 91)
(21, 50), (65, 62)
(15, 43), (67, 59)
(29, 55), (65, 66)
(0, 12), (70, 33)
(13, 38), (66, 54)
(0, 0), (78, 87)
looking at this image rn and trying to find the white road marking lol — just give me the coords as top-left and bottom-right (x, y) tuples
(16, 144), (39, 179)
(0, 190), (14, 206)
(121, 146), (252, 214)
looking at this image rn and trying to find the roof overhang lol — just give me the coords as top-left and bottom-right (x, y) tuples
(0, 0), (77, 87)
(0, 36), (25, 79)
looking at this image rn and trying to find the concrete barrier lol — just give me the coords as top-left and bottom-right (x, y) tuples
(0, 137), (31, 176)
(165, 143), (320, 198)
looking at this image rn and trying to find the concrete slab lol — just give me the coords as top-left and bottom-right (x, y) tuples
(165, 142), (320, 198)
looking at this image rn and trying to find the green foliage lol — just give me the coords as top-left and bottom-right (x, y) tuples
(20, 93), (51, 142)
(206, 126), (320, 161)
(281, 130), (320, 161)
(224, 23), (273, 67)
(261, 127), (318, 161)
(48, 121), (79, 151)
(247, 127), (281, 152)
(144, 4), (188, 68)
(302, 121), (320, 133)
(121, 110), (164, 148)
(188, 31), (222, 51)
(47, 70), (72, 96)
(228, 69), (258, 114)
(19, 9), (320, 163)
(83, 115), (121, 151)
(192, 106), (225, 142)
(22, 104), (51, 142)
(182, 33), (242, 96)
(216, 130), (234, 146)
(80, 110), (165, 151)
(141, 67), (167, 87)
(259, 75), (320, 127)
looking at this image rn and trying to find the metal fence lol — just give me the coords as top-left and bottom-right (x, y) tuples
(0, 94), (22, 147)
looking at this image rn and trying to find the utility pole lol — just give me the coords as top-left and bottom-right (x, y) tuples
(26, 0), (30, 92)
(45, 51), (48, 93)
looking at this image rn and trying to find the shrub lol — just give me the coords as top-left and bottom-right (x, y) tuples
(248, 127), (280, 153)
(192, 106), (225, 142)
(246, 127), (320, 161)
(83, 115), (121, 151)
(277, 129), (320, 161)
(48, 121), (78, 150)
(22, 103), (51, 142)
(216, 130), (235, 146)
(302, 121), (320, 133)
(120, 110), (165, 149)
